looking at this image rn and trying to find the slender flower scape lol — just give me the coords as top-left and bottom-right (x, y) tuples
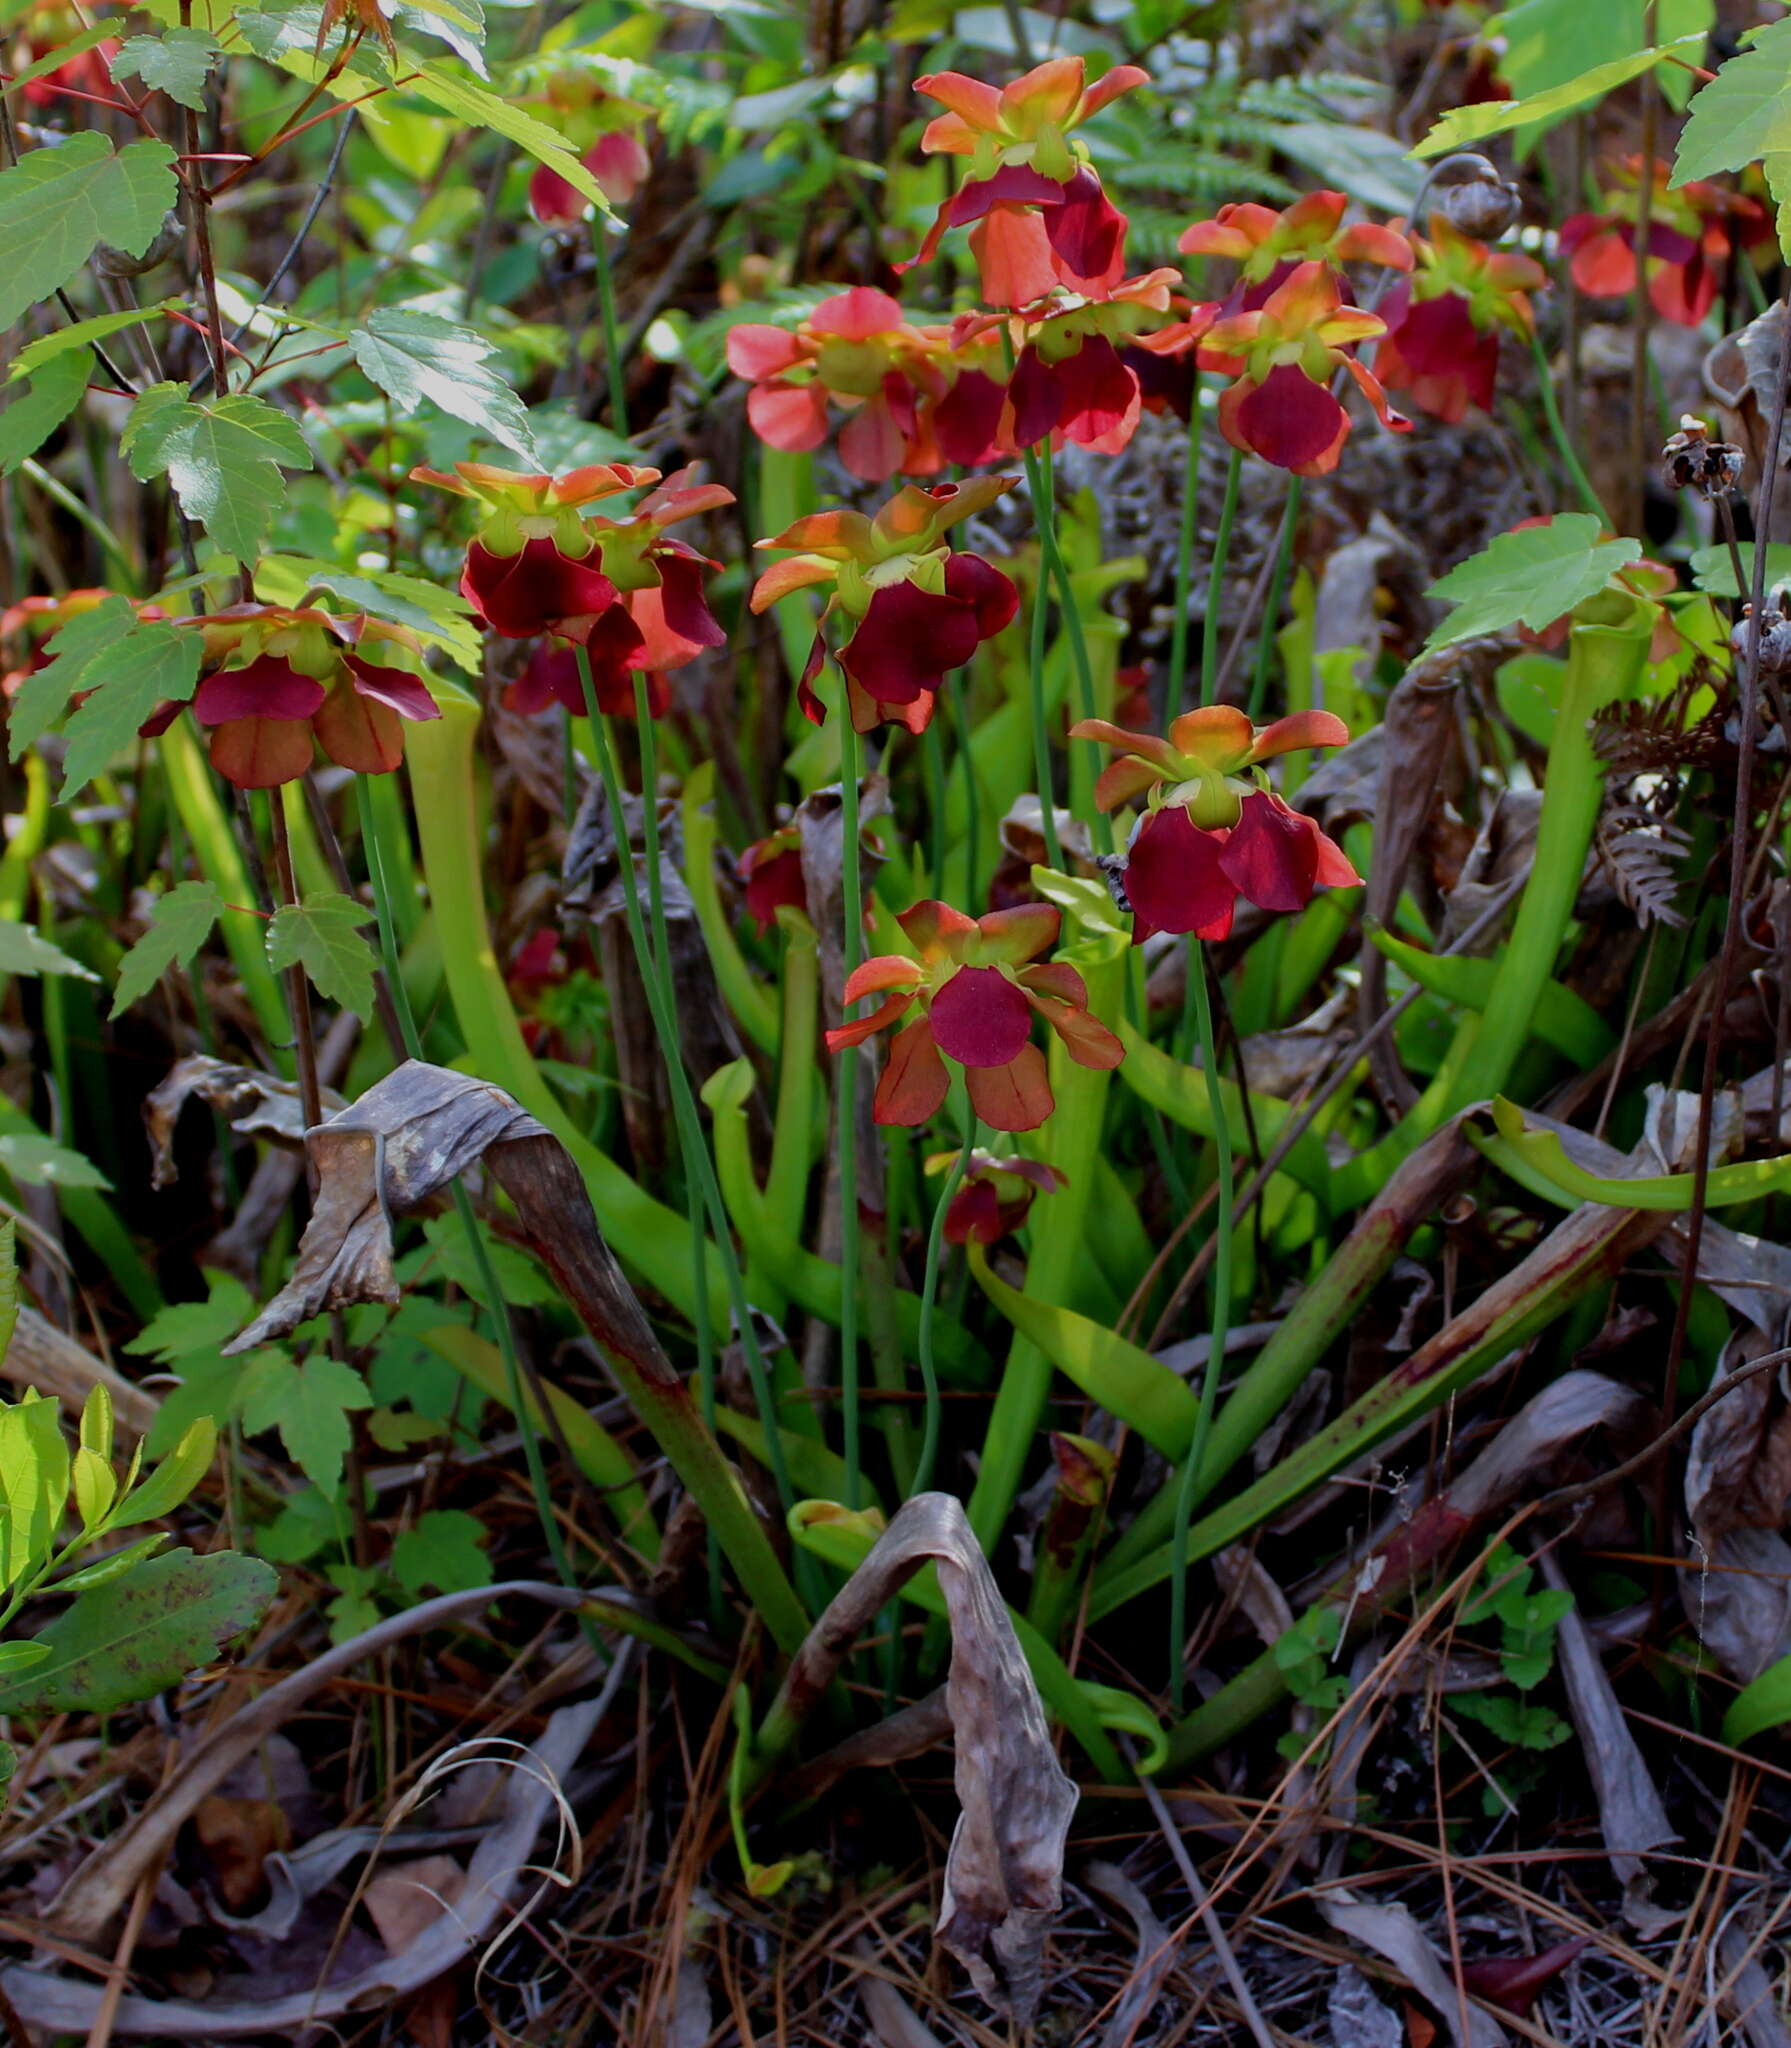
(1070, 706), (1359, 940)
(413, 461), (732, 715)
(904, 56), (1146, 304)
(184, 607), (440, 788)
(826, 900), (1123, 1130)
(751, 478), (1019, 734)
(1560, 157), (1769, 326)
(1179, 189), (1412, 306)
(1198, 260), (1410, 475)
(1375, 216), (1546, 423)
(930, 1149), (1066, 1244)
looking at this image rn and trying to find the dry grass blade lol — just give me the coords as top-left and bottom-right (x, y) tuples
(1317, 1890), (1507, 2048)
(758, 1493), (1077, 2021)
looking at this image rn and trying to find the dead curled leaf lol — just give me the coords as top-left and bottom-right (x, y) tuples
(1318, 1890), (1507, 2048)
(144, 1051), (344, 1190)
(761, 1494), (1077, 2022)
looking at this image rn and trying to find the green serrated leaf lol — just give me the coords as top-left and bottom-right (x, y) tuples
(1675, 15), (1791, 185)
(253, 555), (480, 670)
(391, 1507), (491, 1597)
(112, 27), (224, 109)
(0, 347), (91, 475)
(1688, 540), (1791, 598)
(123, 385), (314, 562)
(266, 890), (378, 1016)
(237, 1353), (372, 1495)
(59, 619), (202, 801)
(409, 61), (614, 220)
(1425, 516), (1643, 649)
(0, 135), (178, 330)
(0, 1134), (109, 1189)
(0, 919), (98, 983)
(349, 308), (535, 459)
(129, 1274), (256, 1368)
(9, 303), (183, 383)
(111, 879), (224, 1016)
(0, 1548), (276, 1714)
(1415, 32), (1705, 160)
(8, 593), (138, 760)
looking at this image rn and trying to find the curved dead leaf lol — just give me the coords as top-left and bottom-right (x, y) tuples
(762, 1493), (1077, 2021)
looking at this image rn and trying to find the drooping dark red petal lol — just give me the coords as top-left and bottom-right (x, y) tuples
(1121, 804), (1237, 937)
(1007, 345), (1065, 450)
(192, 654), (327, 726)
(1123, 340), (1195, 420)
(1380, 289), (1499, 419)
(345, 655), (440, 721)
(313, 679), (404, 774)
(839, 580), (980, 705)
(208, 715), (314, 789)
(928, 964), (1033, 1068)
(463, 535), (620, 639)
(528, 161), (582, 226)
(943, 552), (1019, 643)
(1045, 166), (1127, 282)
(573, 606), (651, 712)
(648, 547), (727, 653)
(1460, 1939), (1587, 2019)
(934, 370), (1008, 466)
(1233, 363), (1349, 472)
(740, 844), (807, 934)
(1219, 789), (1321, 912)
(796, 632), (829, 726)
(965, 1042), (1053, 1131)
(946, 163), (1070, 230)
(875, 1016), (951, 1125)
(945, 1178), (1007, 1246)
(1056, 334), (1136, 442)
(507, 642), (583, 716)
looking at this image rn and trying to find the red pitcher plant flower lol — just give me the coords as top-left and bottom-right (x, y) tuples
(726, 288), (950, 482)
(751, 477), (1018, 734)
(1179, 189), (1412, 307)
(186, 607), (440, 788)
(738, 823), (808, 934)
(1198, 259), (1410, 475)
(525, 74), (655, 218)
(929, 1147), (1066, 1243)
(1375, 216), (1546, 423)
(1070, 705), (1359, 941)
(904, 56), (1146, 303)
(826, 899), (1124, 1130)
(413, 460), (732, 715)
(954, 269), (1204, 455)
(1560, 158), (1770, 327)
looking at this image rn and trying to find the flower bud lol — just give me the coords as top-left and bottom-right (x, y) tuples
(1731, 592), (1791, 675)
(1661, 415), (1745, 500)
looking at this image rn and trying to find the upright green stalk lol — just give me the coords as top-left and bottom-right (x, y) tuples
(1200, 448), (1244, 707)
(592, 222), (630, 435)
(1167, 383), (1204, 714)
(837, 710), (866, 1505)
(581, 656), (799, 1525)
(1246, 477), (1302, 722)
(1527, 328), (1607, 523)
(912, 1111), (977, 1498)
(1023, 533), (1065, 870)
(1170, 948), (1234, 1712)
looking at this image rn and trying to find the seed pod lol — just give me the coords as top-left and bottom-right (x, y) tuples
(1426, 151), (1521, 242)
(1731, 591), (1791, 675)
(92, 210), (182, 279)
(1662, 414), (1745, 500)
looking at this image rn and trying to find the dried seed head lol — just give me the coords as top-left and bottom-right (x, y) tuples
(1731, 589), (1791, 675)
(1662, 414), (1745, 500)
(1426, 151), (1521, 241)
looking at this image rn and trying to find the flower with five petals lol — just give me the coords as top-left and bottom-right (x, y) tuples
(1198, 260), (1410, 475)
(1375, 215), (1545, 423)
(1179, 190), (1412, 295)
(1070, 705), (1359, 941)
(751, 477), (1019, 734)
(826, 899), (1124, 1130)
(930, 1148), (1066, 1244)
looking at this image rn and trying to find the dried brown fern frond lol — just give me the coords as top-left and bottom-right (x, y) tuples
(1591, 663), (1732, 777)
(1597, 797), (1694, 929)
